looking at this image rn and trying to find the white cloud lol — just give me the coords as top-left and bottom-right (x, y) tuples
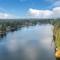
(27, 7), (60, 19)
(52, 7), (60, 18)
(28, 8), (53, 19)
(0, 12), (18, 19)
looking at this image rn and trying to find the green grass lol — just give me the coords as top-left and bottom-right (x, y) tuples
(54, 25), (60, 49)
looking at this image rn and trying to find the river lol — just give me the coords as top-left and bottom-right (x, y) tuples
(0, 24), (56, 60)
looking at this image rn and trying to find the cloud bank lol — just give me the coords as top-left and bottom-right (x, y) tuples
(27, 7), (60, 19)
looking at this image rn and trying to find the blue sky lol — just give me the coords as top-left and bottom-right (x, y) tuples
(0, 0), (60, 19)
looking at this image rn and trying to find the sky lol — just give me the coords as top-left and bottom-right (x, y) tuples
(0, 0), (60, 19)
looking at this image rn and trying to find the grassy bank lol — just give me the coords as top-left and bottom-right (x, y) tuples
(54, 25), (60, 49)
(53, 20), (60, 60)
(54, 27), (60, 49)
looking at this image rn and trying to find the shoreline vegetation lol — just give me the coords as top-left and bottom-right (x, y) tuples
(0, 19), (52, 37)
(0, 19), (60, 60)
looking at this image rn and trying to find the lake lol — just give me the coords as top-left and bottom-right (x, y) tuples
(0, 24), (56, 60)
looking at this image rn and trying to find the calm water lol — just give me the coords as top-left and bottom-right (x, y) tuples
(0, 24), (56, 60)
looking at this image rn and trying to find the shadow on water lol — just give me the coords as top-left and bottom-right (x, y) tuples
(0, 33), (6, 39)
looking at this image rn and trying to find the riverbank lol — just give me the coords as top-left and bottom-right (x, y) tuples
(0, 19), (51, 36)
(53, 25), (60, 49)
(53, 23), (60, 60)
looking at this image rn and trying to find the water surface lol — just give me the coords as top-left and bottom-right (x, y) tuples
(0, 24), (55, 60)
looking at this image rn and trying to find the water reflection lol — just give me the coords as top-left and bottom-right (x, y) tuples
(0, 24), (55, 60)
